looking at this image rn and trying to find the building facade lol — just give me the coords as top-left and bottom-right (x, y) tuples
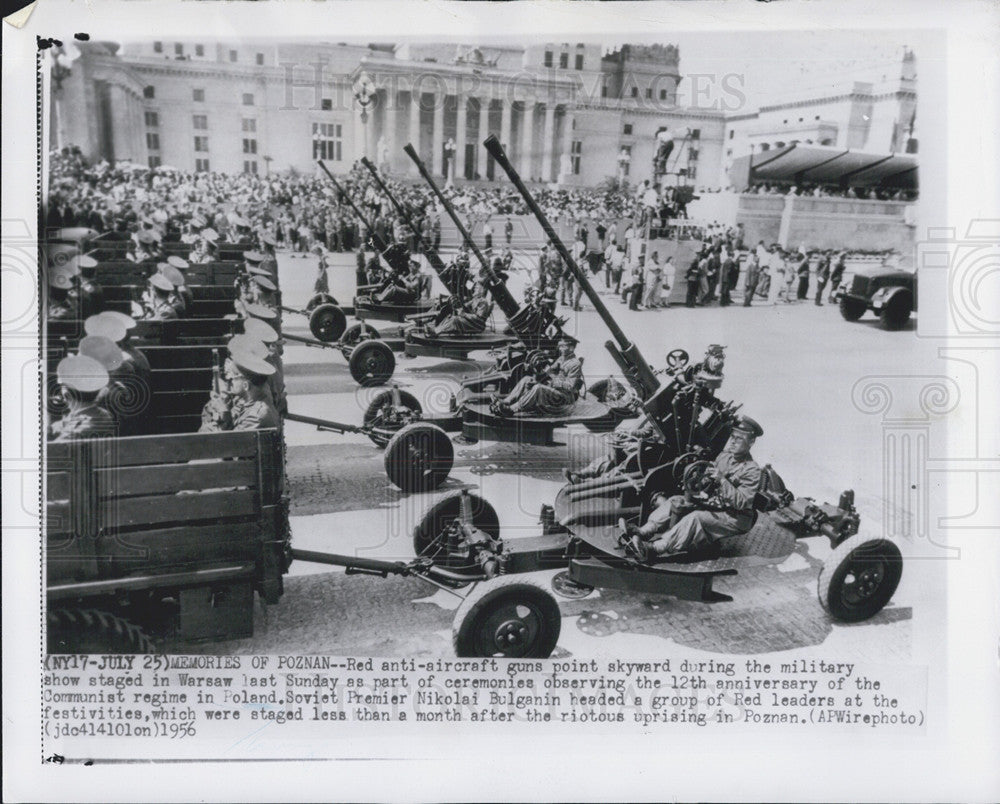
(50, 39), (728, 188)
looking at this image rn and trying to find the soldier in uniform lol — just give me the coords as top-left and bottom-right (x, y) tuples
(84, 312), (152, 388)
(75, 255), (105, 318)
(492, 336), (583, 416)
(504, 217), (514, 246)
(227, 348), (281, 431)
(48, 355), (116, 441)
(47, 265), (78, 320)
(259, 234), (279, 277)
(157, 264), (189, 317)
(742, 253), (761, 306)
(167, 256), (194, 308)
(626, 416), (764, 562)
(244, 317), (287, 417)
(424, 282), (492, 336)
(135, 273), (179, 321)
(129, 228), (161, 263)
(78, 334), (149, 436)
(828, 251), (847, 301)
(189, 227), (218, 264)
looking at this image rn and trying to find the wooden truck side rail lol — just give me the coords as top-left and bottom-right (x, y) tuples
(46, 429), (289, 647)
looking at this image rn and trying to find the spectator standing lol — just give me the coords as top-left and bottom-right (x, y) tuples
(814, 251), (831, 305)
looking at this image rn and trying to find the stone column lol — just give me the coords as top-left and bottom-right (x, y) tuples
(520, 101), (535, 178)
(542, 103), (556, 183)
(354, 106), (366, 161)
(558, 107), (575, 184)
(477, 97), (490, 178)
(110, 84), (131, 162)
(408, 90), (421, 175)
(456, 96), (467, 181)
(499, 98), (512, 155)
(432, 93), (444, 177)
(383, 89), (397, 173)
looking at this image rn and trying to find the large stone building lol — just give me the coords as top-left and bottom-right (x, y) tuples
(49, 39), (725, 188)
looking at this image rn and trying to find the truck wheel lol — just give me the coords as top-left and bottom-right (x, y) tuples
(47, 608), (155, 654)
(818, 534), (902, 622)
(880, 293), (912, 330)
(839, 297), (866, 322)
(306, 293), (338, 313)
(384, 423), (453, 492)
(349, 340), (395, 386)
(342, 322), (381, 347)
(452, 577), (561, 658)
(413, 491), (500, 563)
(309, 303), (347, 342)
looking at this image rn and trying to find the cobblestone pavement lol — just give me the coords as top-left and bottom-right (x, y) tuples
(190, 250), (926, 660)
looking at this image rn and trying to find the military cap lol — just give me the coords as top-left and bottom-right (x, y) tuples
(558, 334), (579, 346)
(732, 415), (764, 439)
(137, 229), (158, 245)
(56, 354), (108, 393)
(243, 302), (277, 320)
(251, 274), (277, 291)
(79, 335), (125, 371)
(243, 317), (279, 343)
(149, 272), (174, 292)
(48, 265), (76, 289)
(229, 347), (276, 379)
(227, 333), (269, 359)
(261, 233), (277, 247)
(47, 242), (79, 267)
(159, 265), (186, 287)
(84, 313), (128, 344)
(248, 264), (274, 276)
(77, 254), (99, 270)
(167, 255), (190, 270)
(190, 214), (207, 229)
(706, 344), (726, 358)
(244, 250), (265, 264)
(151, 209), (168, 224)
(98, 310), (138, 331)
(230, 214), (250, 228)
(59, 256), (82, 277)
(53, 227), (98, 243)
(199, 228), (219, 243)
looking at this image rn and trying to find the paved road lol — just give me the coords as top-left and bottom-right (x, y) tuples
(189, 248), (919, 660)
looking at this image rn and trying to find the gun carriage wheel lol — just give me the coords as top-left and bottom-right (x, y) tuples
(362, 389), (422, 447)
(306, 293), (338, 313)
(452, 576), (562, 658)
(383, 422), (454, 492)
(818, 534), (902, 622)
(309, 303), (348, 342)
(412, 491), (500, 586)
(342, 322), (381, 347)
(348, 340), (396, 386)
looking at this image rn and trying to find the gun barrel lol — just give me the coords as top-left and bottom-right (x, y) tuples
(358, 157), (452, 288)
(483, 135), (660, 394)
(316, 160), (387, 251)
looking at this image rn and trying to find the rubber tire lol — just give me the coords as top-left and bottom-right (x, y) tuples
(348, 340), (396, 387)
(879, 293), (912, 331)
(452, 576), (562, 658)
(383, 422), (454, 492)
(818, 534), (903, 622)
(306, 293), (338, 313)
(309, 303), (348, 342)
(839, 297), (867, 322)
(47, 608), (155, 654)
(413, 491), (501, 560)
(342, 322), (381, 347)
(363, 389), (422, 427)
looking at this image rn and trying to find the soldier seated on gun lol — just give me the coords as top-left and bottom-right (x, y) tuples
(425, 282), (492, 336)
(377, 258), (426, 304)
(134, 272), (179, 321)
(563, 383), (651, 484)
(625, 416), (764, 563)
(49, 355), (116, 441)
(491, 336), (583, 416)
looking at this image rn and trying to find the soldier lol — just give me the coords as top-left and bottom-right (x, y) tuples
(46, 265), (78, 320)
(425, 282), (493, 336)
(244, 317), (287, 417)
(626, 416), (764, 562)
(84, 312), (152, 387)
(796, 250), (811, 300)
(814, 250), (831, 306)
(158, 263), (190, 316)
(189, 227), (218, 264)
(742, 253), (761, 307)
(167, 255), (194, 307)
(228, 348), (281, 431)
(828, 251), (847, 301)
(129, 228), (161, 263)
(49, 355), (116, 441)
(504, 216), (514, 246)
(491, 336), (583, 417)
(432, 214), (442, 251)
(75, 255), (105, 318)
(314, 245), (331, 295)
(259, 234), (279, 276)
(78, 334), (148, 436)
(135, 273), (179, 321)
